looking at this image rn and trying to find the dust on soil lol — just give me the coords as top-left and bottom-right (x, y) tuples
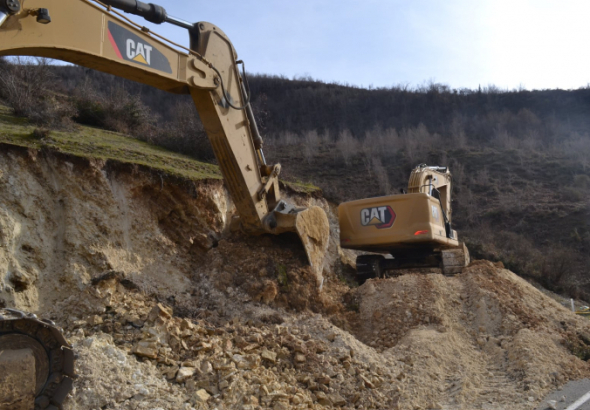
(2, 144), (590, 410)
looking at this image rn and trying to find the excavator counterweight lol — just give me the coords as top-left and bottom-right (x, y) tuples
(339, 164), (469, 282)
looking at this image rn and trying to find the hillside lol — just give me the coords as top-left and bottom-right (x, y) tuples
(2, 107), (590, 409)
(31, 63), (589, 299)
(1, 59), (589, 302)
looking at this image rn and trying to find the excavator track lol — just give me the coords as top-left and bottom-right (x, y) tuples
(441, 242), (470, 275)
(355, 242), (471, 283)
(0, 308), (75, 410)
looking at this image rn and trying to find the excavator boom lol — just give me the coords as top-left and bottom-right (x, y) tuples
(0, 3), (329, 405)
(0, 0), (329, 283)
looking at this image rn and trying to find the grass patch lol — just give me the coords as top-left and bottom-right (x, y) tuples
(0, 105), (221, 180)
(0, 104), (321, 192)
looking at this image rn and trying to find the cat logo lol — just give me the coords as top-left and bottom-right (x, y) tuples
(107, 21), (172, 74)
(360, 206), (396, 229)
(126, 39), (152, 65)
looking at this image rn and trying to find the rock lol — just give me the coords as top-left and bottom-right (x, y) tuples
(148, 303), (173, 322)
(201, 361), (213, 374)
(546, 400), (557, 410)
(176, 367), (196, 383)
(83, 337), (95, 348)
(133, 340), (159, 359)
(329, 393), (346, 406)
(360, 374), (375, 389)
(88, 315), (104, 326)
(134, 384), (150, 396)
(193, 389), (211, 404)
(315, 391), (332, 406)
(295, 353), (306, 363)
(261, 349), (277, 363)
(273, 402), (289, 410)
(181, 318), (194, 330)
(163, 365), (179, 380)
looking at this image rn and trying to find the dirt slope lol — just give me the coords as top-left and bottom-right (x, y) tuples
(2, 143), (590, 410)
(348, 261), (590, 409)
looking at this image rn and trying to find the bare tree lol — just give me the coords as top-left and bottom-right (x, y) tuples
(371, 158), (391, 195)
(302, 129), (319, 163)
(336, 129), (358, 166)
(0, 57), (77, 129)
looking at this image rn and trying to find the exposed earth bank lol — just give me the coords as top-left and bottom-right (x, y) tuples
(1, 144), (590, 410)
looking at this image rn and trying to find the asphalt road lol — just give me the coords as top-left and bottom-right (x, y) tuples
(536, 380), (590, 410)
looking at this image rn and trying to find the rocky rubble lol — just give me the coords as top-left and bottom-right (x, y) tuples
(3, 145), (590, 410)
(62, 275), (397, 409)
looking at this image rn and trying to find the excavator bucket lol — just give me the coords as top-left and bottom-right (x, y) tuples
(271, 205), (330, 286)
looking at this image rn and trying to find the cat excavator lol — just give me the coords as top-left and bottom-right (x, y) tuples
(339, 164), (470, 283)
(0, 0), (330, 408)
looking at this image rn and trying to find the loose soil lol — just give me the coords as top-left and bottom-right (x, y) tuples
(2, 143), (590, 410)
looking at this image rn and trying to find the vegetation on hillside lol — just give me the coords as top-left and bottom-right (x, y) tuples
(1, 57), (589, 299)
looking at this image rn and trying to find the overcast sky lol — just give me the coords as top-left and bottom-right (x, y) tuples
(134, 0), (590, 90)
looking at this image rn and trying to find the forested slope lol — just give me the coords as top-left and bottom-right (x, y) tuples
(1, 59), (589, 299)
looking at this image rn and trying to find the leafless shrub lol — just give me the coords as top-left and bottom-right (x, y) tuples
(148, 100), (214, 161)
(371, 158), (391, 195)
(361, 130), (378, 176)
(0, 57), (77, 129)
(382, 127), (401, 155)
(474, 167), (490, 186)
(449, 115), (468, 148)
(320, 129), (332, 145)
(401, 123), (433, 163)
(31, 128), (50, 140)
(336, 129), (358, 166)
(493, 129), (518, 150)
(574, 174), (590, 190)
(73, 82), (154, 137)
(278, 130), (298, 146)
(540, 245), (577, 288)
(302, 130), (319, 163)
(449, 159), (466, 190)
(562, 133), (590, 170)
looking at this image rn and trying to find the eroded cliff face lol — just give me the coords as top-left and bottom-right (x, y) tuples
(4, 144), (590, 410)
(0, 145), (233, 313)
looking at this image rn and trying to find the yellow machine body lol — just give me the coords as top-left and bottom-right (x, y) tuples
(339, 193), (459, 253)
(338, 165), (469, 279)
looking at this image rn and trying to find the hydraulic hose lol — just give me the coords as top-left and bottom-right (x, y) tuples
(100, 0), (167, 24)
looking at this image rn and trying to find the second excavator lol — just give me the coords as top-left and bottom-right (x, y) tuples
(339, 164), (470, 282)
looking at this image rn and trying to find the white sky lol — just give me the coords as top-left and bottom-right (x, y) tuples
(130, 0), (590, 90)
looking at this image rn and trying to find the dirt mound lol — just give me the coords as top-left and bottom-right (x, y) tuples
(347, 260), (590, 409)
(3, 144), (590, 410)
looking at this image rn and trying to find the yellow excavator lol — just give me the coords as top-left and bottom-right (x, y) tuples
(339, 164), (470, 282)
(0, 0), (330, 408)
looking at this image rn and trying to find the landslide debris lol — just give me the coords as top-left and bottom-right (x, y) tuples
(2, 142), (590, 410)
(346, 261), (590, 409)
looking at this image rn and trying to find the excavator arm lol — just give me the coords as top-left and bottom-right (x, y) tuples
(0, 0), (329, 282)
